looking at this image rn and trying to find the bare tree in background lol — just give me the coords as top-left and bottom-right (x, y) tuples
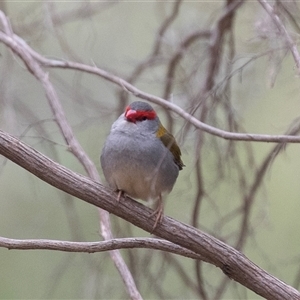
(0, 1), (300, 299)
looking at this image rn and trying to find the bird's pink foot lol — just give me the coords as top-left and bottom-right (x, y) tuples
(116, 190), (124, 202)
(150, 196), (164, 232)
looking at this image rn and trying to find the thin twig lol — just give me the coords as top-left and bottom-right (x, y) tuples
(0, 236), (204, 260)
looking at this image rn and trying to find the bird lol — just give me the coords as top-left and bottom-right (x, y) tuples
(100, 101), (184, 231)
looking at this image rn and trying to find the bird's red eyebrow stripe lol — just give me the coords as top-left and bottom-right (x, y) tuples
(125, 107), (156, 121)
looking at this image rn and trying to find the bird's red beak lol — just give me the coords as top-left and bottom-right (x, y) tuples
(125, 108), (137, 123)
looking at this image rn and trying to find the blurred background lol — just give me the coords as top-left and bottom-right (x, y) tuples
(0, 1), (300, 299)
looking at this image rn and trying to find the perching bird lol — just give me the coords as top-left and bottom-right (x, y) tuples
(100, 101), (184, 230)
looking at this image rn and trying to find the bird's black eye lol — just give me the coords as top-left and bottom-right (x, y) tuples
(136, 116), (147, 122)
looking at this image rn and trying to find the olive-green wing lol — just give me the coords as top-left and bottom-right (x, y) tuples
(156, 122), (184, 170)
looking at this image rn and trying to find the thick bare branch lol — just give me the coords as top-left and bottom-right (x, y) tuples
(0, 130), (299, 300)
